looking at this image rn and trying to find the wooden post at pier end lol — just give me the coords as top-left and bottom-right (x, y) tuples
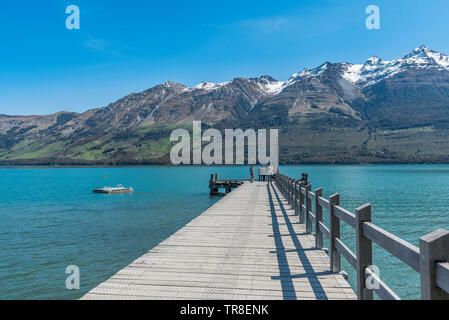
(356, 204), (374, 300)
(209, 174), (215, 195)
(420, 229), (449, 300)
(301, 173), (308, 186)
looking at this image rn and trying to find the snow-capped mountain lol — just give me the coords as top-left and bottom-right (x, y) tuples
(259, 45), (449, 91)
(178, 45), (449, 97)
(340, 45), (449, 87)
(2, 45), (449, 164)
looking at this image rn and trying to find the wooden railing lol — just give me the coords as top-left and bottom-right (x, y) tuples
(273, 172), (449, 300)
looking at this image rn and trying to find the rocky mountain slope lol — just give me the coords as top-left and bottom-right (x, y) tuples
(2, 45), (449, 164)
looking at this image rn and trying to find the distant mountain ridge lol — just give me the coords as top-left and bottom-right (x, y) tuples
(2, 45), (449, 164)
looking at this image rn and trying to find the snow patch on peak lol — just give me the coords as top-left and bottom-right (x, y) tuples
(342, 64), (363, 83)
(401, 45), (449, 68)
(191, 81), (229, 91)
(254, 75), (285, 95)
(404, 45), (430, 59)
(427, 51), (449, 68)
(310, 62), (330, 76)
(259, 80), (286, 94)
(285, 63), (329, 85)
(365, 56), (382, 66)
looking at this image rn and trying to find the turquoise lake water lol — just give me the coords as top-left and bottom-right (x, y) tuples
(0, 165), (448, 299)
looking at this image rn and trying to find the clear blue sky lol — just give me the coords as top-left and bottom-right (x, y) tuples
(1, 0), (448, 115)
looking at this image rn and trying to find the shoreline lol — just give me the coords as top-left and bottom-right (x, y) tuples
(1, 163), (449, 169)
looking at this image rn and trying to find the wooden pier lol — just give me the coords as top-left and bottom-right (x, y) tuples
(208, 174), (244, 195)
(82, 171), (449, 300)
(82, 180), (355, 300)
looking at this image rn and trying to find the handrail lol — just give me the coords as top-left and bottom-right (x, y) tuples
(319, 221), (330, 240)
(335, 238), (357, 269)
(362, 222), (420, 272)
(317, 196), (330, 210)
(273, 172), (449, 300)
(334, 205), (356, 229)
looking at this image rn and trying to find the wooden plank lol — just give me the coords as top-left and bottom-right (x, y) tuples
(82, 181), (355, 300)
(363, 221), (420, 272)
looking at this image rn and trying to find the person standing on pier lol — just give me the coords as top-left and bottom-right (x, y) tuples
(250, 165), (254, 183)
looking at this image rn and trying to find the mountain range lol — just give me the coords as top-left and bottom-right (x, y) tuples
(2, 45), (449, 165)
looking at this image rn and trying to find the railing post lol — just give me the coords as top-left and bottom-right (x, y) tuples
(289, 178), (293, 205)
(420, 229), (449, 300)
(290, 178), (294, 204)
(292, 180), (297, 207)
(329, 193), (341, 273)
(315, 188), (323, 249)
(305, 184), (312, 234)
(299, 181), (305, 224)
(294, 181), (300, 216)
(292, 180), (296, 206)
(356, 204), (373, 300)
(285, 177), (288, 198)
(287, 178), (291, 203)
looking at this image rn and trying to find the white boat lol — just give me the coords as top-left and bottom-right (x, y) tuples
(93, 184), (133, 194)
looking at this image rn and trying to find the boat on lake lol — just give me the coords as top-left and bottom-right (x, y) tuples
(93, 184), (133, 194)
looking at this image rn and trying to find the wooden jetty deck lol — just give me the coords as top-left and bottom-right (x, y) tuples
(82, 181), (356, 300)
